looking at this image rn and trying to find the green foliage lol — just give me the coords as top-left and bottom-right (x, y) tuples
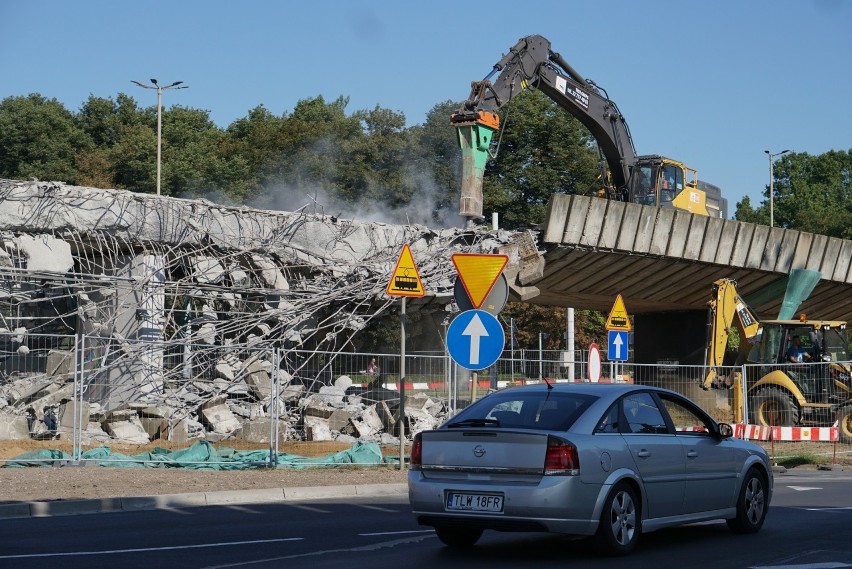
(502, 303), (606, 350)
(3, 89), (849, 250)
(0, 94), (91, 183)
(735, 150), (852, 237)
(482, 90), (600, 229)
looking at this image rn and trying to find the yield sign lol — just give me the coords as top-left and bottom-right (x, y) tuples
(386, 244), (425, 297)
(605, 294), (631, 331)
(451, 253), (508, 309)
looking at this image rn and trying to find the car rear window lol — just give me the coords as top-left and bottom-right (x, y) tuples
(445, 391), (597, 431)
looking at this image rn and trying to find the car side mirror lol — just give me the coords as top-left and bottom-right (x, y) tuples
(717, 423), (733, 439)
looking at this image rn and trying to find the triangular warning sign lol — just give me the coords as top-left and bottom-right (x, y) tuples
(452, 253), (508, 309)
(606, 294), (631, 331)
(386, 244), (425, 297)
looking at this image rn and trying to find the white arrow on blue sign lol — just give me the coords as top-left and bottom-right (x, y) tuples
(607, 330), (629, 361)
(447, 309), (505, 370)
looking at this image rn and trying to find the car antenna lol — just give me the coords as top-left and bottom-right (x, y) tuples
(543, 376), (553, 390)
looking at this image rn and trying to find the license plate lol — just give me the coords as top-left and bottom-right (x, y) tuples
(446, 492), (504, 512)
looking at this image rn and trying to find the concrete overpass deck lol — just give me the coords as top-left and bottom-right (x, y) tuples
(521, 194), (852, 322)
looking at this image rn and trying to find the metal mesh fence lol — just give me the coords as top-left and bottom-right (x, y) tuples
(0, 333), (849, 467)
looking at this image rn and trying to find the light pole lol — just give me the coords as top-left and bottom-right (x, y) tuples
(132, 79), (188, 195)
(538, 332), (549, 380)
(764, 149), (790, 227)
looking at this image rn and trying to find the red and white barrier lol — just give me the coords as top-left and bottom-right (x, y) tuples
(734, 423), (838, 442)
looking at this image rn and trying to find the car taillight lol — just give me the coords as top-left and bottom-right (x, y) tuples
(544, 435), (579, 476)
(410, 433), (422, 470)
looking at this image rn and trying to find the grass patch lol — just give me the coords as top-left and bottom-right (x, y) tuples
(772, 453), (821, 468)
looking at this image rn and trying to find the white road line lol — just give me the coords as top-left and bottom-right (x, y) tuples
(358, 530), (434, 536)
(287, 504), (332, 513)
(0, 538), (302, 560)
(788, 486), (823, 491)
(749, 561), (852, 569)
(201, 534), (436, 568)
(355, 504), (401, 513)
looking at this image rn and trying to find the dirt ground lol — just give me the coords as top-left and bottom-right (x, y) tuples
(0, 438), (848, 504)
(0, 439), (408, 503)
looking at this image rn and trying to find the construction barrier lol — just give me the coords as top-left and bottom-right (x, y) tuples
(734, 423), (839, 442)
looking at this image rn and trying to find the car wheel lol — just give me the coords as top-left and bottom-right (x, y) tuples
(838, 405), (852, 444)
(593, 482), (640, 556)
(726, 468), (768, 533)
(434, 526), (482, 547)
(750, 387), (799, 426)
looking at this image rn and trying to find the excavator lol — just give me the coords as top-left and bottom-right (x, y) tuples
(452, 34), (727, 220)
(703, 278), (852, 442)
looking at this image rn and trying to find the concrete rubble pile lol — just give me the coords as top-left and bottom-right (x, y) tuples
(0, 179), (533, 446)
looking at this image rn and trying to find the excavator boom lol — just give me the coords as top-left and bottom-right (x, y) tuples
(703, 279), (761, 390)
(454, 34), (723, 219)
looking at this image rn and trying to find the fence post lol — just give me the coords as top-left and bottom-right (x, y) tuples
(73, 332), (82, 463)
(270, 346), (278, 468)
(740, 364), (749, 427)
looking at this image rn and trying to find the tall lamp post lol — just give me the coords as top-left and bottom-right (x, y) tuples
(131, 79), (188, 195)
(764, 149), (790, 227)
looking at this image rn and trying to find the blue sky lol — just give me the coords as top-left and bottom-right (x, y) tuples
(2, 0), (850, 217)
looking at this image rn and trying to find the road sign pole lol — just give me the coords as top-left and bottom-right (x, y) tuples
(398, 297), (406, 471)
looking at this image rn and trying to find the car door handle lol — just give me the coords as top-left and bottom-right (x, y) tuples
(687, 450), (698, 458)
(636, 450), (650, 458)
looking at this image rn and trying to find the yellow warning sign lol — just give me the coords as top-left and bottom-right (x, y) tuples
(606, 294), (631, 331)
(452, 253), (508, 309)
(386, 244), (425, 297)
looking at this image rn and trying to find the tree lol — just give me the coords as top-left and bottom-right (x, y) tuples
(160, 106), (251, 200)
(406, 100), (466, 227)
(502, 303), (606, 351)
(735, 149), (852, 238)
(224, 105), (289, 196)
(339, 105), (412, 206)
(75, 94), (146, 188)
(481, 90), (601, 229)
(0, 94), (90, 183)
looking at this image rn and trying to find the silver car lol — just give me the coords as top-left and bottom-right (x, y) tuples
(408, 383), (772, 555)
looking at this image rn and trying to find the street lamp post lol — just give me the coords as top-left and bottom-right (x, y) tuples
(131, 79), (188, 195)
(764, 149), (791, 227)
(538, 332), (549, 380)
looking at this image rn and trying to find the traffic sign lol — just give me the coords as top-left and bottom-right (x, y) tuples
(588, 343), (601, 383)
(605, 294), (631, 331)
(607, 330), (629, 361)
(454, 273), (508, 315)
(451, 253), (508, 309)
(446, 309), (505, 370)
(386, 243), (425, 297)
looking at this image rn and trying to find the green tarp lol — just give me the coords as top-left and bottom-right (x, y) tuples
(3, 440), (390, 469)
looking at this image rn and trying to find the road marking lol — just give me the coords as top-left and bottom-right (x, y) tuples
(354, 504), (400, 513)
(0, 538), (303, 560)
(201, 534), (435, 568)
(749, 561), (852, 569)
(358, 530), (434, 536)
(788, 486), (823, 491)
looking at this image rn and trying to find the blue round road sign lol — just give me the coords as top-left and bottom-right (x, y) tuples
(446, 309), (505, 370)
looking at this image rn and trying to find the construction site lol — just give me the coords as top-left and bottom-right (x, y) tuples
(0, 177), (535, 464)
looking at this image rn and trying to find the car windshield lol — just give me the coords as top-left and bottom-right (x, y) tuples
(444, 390), (598, 431)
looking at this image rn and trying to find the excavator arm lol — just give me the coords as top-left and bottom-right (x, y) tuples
(703, 278), (762, 389)
(453, 35), (638, 217)
(456, 35), (637, 187)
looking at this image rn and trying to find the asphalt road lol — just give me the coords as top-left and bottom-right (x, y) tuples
(1, 469), (850, 569)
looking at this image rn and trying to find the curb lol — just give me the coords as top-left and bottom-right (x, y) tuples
(0, 483), (408, 520)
